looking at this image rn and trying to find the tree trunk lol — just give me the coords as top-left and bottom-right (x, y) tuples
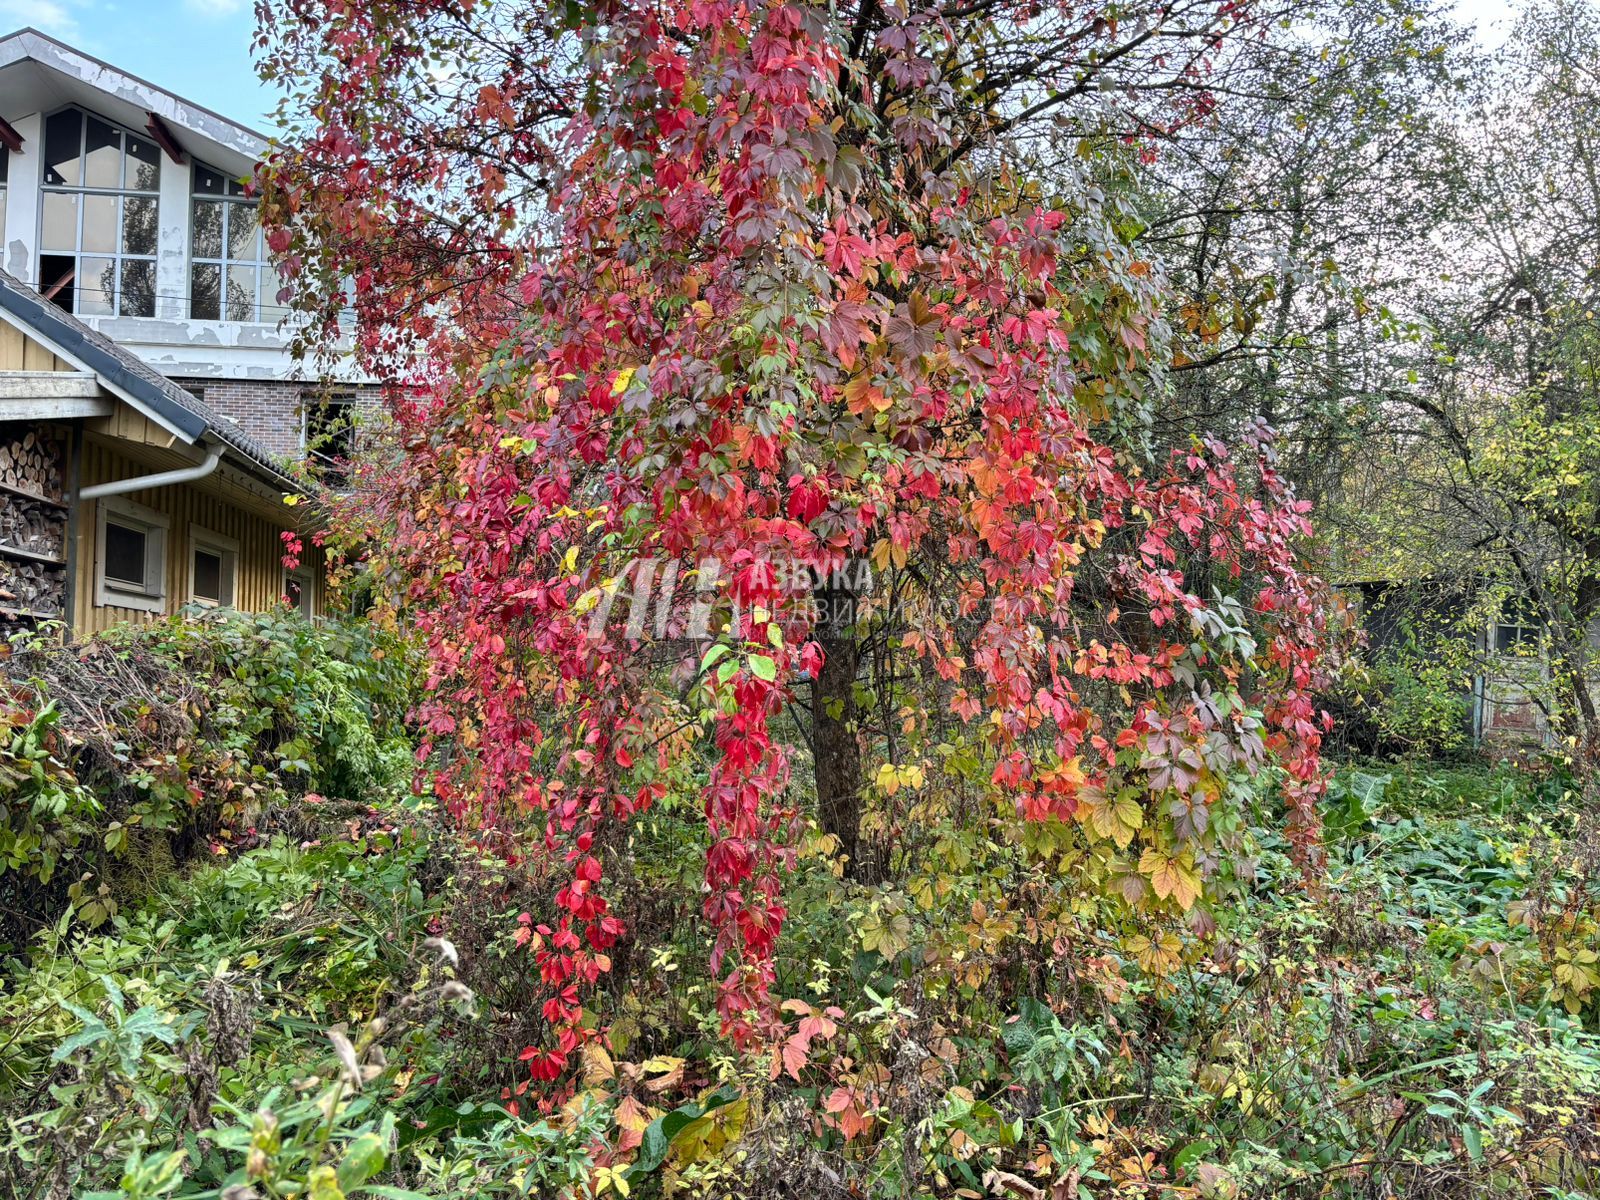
(811, 580), (865, 878)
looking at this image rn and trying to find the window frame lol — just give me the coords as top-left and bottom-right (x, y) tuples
(189, 161), (275, 323)
(94, 496), (169, 613)
(38, 107), (162, 319)
(1492, 597), (1542, 655)
(187, 524), (240, 608)
(283, 566), (316, 619)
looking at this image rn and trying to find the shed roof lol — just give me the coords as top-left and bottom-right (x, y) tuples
(0, 270), (311, 498)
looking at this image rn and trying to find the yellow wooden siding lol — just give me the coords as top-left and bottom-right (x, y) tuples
(0, 323), (72, 372)
(84, 405), (180, 451)
(70, 438), (325, 637)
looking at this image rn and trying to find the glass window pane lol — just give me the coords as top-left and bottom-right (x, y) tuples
(191, 263), (220, 320)
(121, 260), (155, 317)
(228, 203), (260, 261)
(105, 521), (146, 587)
(41, 192), (80, 252)
(43, 110), (81, 187)
(83, 117), (121, 188)
(192, 199), (223, 258)
(0, 145), (8, 185)
(228, 174), (249, 197)
(226, 264), (256, 321)
(260, 268), (289, 323)
(122, 196), (157, 255)
(81, 194), (117, 253)
(125, 136), (161, 192)
(193, 549), (222, 601)
(260, 293), (290, 325)
(78, 256), (117, 316)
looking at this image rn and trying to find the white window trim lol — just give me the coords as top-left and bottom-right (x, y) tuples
(94, 496), (169, 613)
(189, 159), (273, 323)
(187, 523), (240, 608)
(283, 565), (315, 619)
(38, 106), (162, 319)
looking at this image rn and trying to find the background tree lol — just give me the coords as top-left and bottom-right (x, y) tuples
(1339, 0), (1600, 757)
(1128, 0), (1467, 500)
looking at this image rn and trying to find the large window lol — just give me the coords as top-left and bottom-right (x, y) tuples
(40, 109), (161, 318)
(191, 163), (281, 323)
(0, 147), (8, 242)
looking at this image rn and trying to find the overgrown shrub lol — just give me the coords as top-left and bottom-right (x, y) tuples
(0, 608), (419, 942)
(1367, 631), (1475, 756)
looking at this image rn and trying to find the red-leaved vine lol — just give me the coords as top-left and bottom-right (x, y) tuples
(257, 0), (1334, 1096)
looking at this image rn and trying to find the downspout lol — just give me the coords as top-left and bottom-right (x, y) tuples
(78, 441), (223, 500)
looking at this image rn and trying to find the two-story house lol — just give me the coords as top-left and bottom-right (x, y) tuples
(0, 28), (369, 636)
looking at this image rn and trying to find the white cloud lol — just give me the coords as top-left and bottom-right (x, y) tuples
(0, 0), (81, 37)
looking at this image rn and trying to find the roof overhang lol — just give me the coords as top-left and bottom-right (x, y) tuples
(0, 28), (268, 178)
(0, 287), (206, 444)
(0, 278), (317, 507)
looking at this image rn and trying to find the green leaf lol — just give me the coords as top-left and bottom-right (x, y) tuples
(122, 1006), (180, 1045)
(748, 654), (777, 682)
(629, 1086), (741, 1179)
(98, 974), (126, 1013)
(1173, 1140), (1214, 1174)
(338, 1132), (389, 1190)
(51, 1028), (107, 1062)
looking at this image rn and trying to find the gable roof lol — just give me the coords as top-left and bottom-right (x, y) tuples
(0, 270), (308, 496)
(0, 28), (267, 174)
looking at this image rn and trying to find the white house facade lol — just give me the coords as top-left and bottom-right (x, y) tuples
(0, 26), (373, 463)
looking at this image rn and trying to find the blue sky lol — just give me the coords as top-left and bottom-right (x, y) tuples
(2, 0), (280, 130)
(3, 0), (1523, 142)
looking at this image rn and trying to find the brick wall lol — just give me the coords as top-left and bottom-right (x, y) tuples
(170, 378), (384, 464)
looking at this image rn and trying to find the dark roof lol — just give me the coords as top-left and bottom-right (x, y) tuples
(0, 270), (308, 497)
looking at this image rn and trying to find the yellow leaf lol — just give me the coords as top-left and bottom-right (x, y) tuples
(670, 1097), (749, 1167)
(581, 1041), (615, 1085)
(1139, 848), (1202, 910)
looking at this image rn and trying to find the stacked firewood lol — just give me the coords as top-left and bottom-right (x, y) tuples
(0, 496), (65, 559)
(0, 424), (69, 619)
(0, 425), (66, 502)
(0, 559), (64, 616)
